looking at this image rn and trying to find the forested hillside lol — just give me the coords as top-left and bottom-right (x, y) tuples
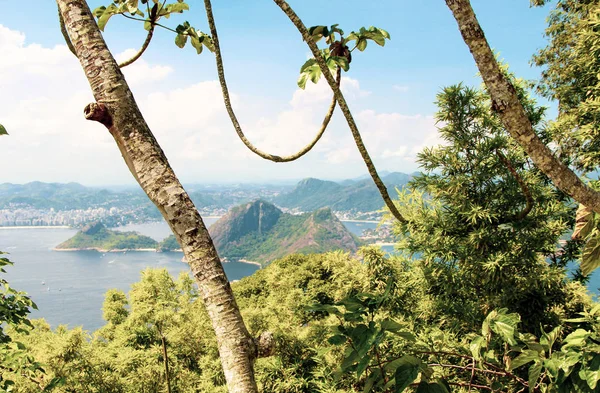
(4, 0), (600, 392)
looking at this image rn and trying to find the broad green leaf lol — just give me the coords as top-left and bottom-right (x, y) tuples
(363, 369), (382, 393)
(0, 124), (7, 135)
(393, 356), (422, 393)
(378, 27), (391, 39)
(562, 329), (590, 349)
(329, 56), (350, 72)
(380, 318), (402, 332)
(327, 334), (347, 345)
(579, 369), (600, 390)
(529, 361), (543, 391)
(190, 36), (203, 54)
(510, 349), (540, 370)
(97, 5), (118, 31)
(356, 354), (371, 378)
(414, 381), (449, 393)
(125, 0), (139, 14)
(482, 308), (520, 345)
(581, 230), (600, 276)
(356, 38), (367, 51)
(297, 73), (309, 89)
(470, 335), (485, 359)
(540, 325), (562, 351)
(572, 204), (594, 240)
(175, 34), (187, 48)
(168, 2), (189, 13)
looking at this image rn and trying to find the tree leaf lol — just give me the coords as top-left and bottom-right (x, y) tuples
(190, 36), (203, 54)
(572, 204), (594, 240)
(482, 308), (520, 345)
(579, 369), (600, 390)
(0, 124), (7, 135)
(510, 349), (540, 370)
(393, 355), (422, 392)
(175, 34), (187, 48)
(414, 381), (449, 393)
(581, 230), (600, 276)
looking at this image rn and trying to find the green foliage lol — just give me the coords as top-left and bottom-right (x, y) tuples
(56, 223), (158, 251)
(0, 253), (62, 392)
(157, 234), (181, 252)
(0, 124), (7, 136)
(92, 0), (213, 55)
(533, 0), (600, 172)
(298, 24), (390, 89)
(0, 253), (36, 343)
(393, 83), (578, 332)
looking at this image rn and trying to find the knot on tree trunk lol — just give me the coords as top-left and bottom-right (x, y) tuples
(84, 102), (113, 128)
(253, 331), (275, 359)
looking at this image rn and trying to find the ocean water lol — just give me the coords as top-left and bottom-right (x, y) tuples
(0, 219), (385, 332)
(3, 219), (590, 332)
(0, 218), (260, 331)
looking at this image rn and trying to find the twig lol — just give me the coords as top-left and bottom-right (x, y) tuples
(272, 0), (407, 223)
(496, 150), (533, 221)
(203, 0), (339, 162)
(118, 25), (155, 68)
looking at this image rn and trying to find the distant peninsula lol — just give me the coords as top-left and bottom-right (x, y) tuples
(54, 222), (158, 252)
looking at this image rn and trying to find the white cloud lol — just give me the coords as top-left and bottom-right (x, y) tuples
(116, 48), (173, 86)
(0, 24), (441, 185)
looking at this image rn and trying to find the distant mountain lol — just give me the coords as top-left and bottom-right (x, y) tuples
(206, 200), (361, 265)
(0, 181), (153, 211)
(273, 172), (412, 212)
(0, 181), (280, 212)
(55, 222), (158, 252)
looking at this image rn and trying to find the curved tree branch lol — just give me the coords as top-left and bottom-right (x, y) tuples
(445, 0), (600, 213)
(272, 0), (407, 223)
(496, 150), (534, 221)
(203, 0), (338, 163)
(119, 26), (155, 68)
(59, 4), (156, 69)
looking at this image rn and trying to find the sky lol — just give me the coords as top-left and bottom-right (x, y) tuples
(0, 0), (554, 186)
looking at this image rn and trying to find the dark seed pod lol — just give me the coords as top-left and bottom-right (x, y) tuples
(329, 41), (351, 63)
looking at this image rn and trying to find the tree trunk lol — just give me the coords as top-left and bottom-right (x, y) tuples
(445, 0), (600, 213)
(160, 334), (172, 393)
(56, 1), (258, 392)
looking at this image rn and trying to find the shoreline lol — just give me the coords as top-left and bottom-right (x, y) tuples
(0, 226), (72, 229)
(340, 219), (380, 224)
(53, 247), (157, 253)
(238, 258), (262, 267)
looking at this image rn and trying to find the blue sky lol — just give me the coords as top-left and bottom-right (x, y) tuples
(0, 1), (554, 185)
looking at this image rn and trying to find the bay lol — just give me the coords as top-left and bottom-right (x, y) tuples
(0, 217), (259, 332)
(8, 218), (590, 333)
(0, 218), (383, 332)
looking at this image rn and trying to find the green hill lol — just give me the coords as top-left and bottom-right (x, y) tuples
(55, 222), (158, 252)
(273, 172), (411, 212)
(207, 200), (361, 266)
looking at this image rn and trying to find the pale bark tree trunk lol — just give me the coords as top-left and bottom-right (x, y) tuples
(445, 0), (600, 213)
(56, 1), (258, 392)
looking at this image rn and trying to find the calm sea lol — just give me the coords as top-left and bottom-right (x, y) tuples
(0, 219), (385, 332)
(3, 220), (592, 332)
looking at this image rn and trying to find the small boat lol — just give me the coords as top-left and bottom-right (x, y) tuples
(41, 281), (45, 285)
